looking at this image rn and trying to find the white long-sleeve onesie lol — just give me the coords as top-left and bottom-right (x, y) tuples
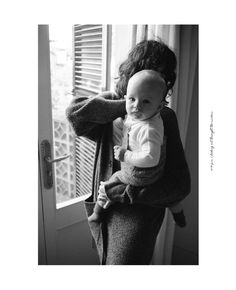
(113, 113), (164, 168)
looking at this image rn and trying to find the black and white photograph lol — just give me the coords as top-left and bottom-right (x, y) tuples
(38, 24), (198, 265)
(1, 1), (235, 289)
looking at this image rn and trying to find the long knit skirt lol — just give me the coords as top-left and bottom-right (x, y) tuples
(85, 202), (165, 265)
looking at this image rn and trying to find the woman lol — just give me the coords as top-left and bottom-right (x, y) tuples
(66, 40), (191, 265)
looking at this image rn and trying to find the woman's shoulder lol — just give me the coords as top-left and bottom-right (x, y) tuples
(160, 106), (179, 136)
(160, 106), (177, 121)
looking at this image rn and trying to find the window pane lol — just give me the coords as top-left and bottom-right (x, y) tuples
(49, 25), (77, 205)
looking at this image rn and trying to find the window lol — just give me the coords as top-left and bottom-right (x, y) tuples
(73, 24), (108, 197)
(49, 25), (76, 204)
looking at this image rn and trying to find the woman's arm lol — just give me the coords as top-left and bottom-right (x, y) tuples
(105, 107), (191, 208)
(66, 91), (126, 141)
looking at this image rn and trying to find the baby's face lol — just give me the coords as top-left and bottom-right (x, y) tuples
(125, 71), (166, 121)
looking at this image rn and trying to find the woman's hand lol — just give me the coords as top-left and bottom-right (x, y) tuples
(113, 145), (126, 162)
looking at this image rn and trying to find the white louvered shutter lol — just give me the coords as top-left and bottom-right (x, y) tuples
(73, 24), (108, 197)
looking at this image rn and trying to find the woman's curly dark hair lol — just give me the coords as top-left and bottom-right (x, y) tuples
(115, 39), (177, 103)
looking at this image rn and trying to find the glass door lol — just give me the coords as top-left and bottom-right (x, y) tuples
(38, 25), (99, 265)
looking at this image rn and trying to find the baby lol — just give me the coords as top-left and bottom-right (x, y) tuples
(88, 70), (186, 227)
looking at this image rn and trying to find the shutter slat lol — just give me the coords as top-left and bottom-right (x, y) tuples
(75, 53), (101, 58)
(75, 66), (102, 72)
(74, 39), (102, 44)
(74, 26), (102, 34)
(74, 60), (102, 67)
(75, 32), (102, 39)
(73, 24), (104, 197)
(74, 70), (102, 78)
(75, 77), (101, 84)
(75, 56), (102, 60)
(75, 75), (101, 82)
(76, 48), (102, 56)
(75, 45), (102, 49)
(75, 75), (101, 84)
(74, 24), (101, 28)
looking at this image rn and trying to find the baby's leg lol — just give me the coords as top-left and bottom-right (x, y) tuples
(88, 202), (105, 223)
(103, 170), (127, 192)
(169, 202), (186, 228)
(88, 172), (124, 223)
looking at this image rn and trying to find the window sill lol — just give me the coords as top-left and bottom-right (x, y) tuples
(56, 193), (91, 209)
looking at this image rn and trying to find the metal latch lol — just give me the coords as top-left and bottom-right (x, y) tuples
(40, 139), (70, 189)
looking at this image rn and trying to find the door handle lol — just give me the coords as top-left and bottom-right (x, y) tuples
(45, 154), (71, 164)
(40, 140), (71, 189)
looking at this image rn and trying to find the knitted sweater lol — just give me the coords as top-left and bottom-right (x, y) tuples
(66, 91), (191, 265)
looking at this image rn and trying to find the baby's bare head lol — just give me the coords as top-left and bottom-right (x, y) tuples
(127, 70), (167, 100)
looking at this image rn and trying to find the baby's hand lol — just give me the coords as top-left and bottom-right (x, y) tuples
(113, 145), (126, 161)
(98, 181), (112, 209)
